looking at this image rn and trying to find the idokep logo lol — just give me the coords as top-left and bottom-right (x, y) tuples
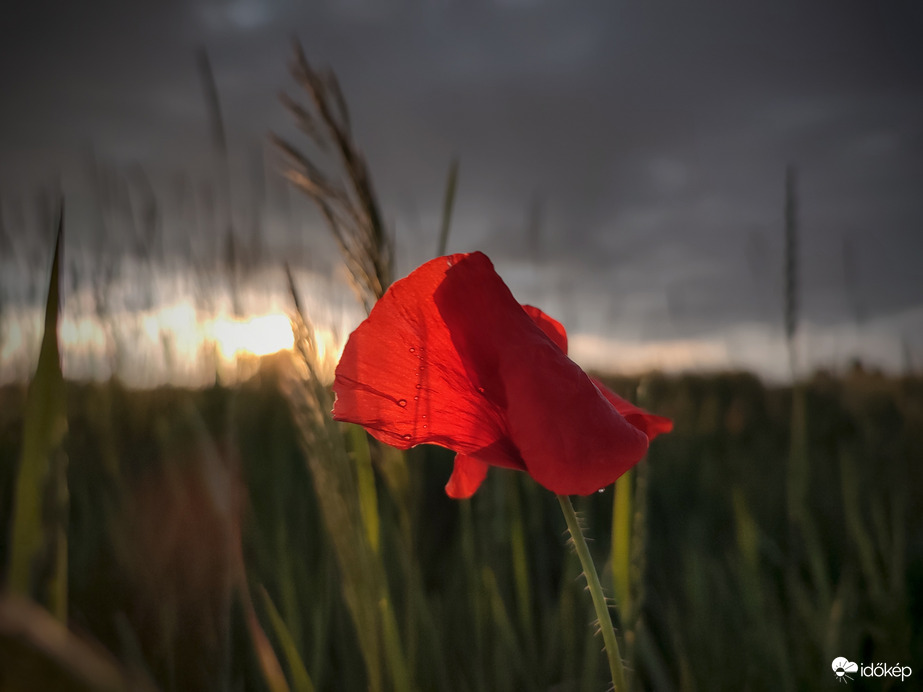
(832, 657), (912, 684)
(832, 658), (858, 683)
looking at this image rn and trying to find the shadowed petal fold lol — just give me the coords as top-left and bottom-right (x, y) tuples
(522, 305), (673, 441)
(434, 253), (649, 495)
(522, 305), (567, 353)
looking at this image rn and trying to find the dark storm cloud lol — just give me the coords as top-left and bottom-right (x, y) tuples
(1, 0), (921, 338)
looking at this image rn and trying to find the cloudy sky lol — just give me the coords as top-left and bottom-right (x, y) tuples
(2, 0), (922, 381)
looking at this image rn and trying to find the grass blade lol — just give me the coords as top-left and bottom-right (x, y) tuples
(349, 424), (381, 555)
(259, 586), (316, 692)
(611, 469), (633, 622)
(0, 596), (157, 692)
(7, 204), (68, 620)
(436, 157), (459, 256)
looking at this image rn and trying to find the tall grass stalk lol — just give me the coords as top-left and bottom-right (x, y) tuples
(611, 472), (632, 624)
(436, 158), (459, 256)
(783, 165), (811, 540)
(783, 165), (799, 380)
(197, 47), (245, 317)
(274, 42), (392, 312)
(277, 46), (427, 690)
(7, 205), (68, 620)
(286, 271), (411, 692)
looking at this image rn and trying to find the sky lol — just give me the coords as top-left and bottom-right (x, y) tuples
(1, 0), (922, 383)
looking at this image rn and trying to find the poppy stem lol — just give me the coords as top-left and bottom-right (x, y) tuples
(557, 494), (628, 692)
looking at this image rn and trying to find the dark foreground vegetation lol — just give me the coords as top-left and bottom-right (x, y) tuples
(1, 365), (920, 691)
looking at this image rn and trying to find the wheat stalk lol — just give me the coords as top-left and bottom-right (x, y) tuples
(273, 42), (392, 313)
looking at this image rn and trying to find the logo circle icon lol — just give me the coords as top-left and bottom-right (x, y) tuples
(832, 657), (858, 683)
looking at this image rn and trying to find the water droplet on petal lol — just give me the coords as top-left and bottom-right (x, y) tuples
(415, 384), (422, 389)
(413, 396), (419, 401)
(409, 347), (415, 353)
(402, 434), (411, 440)
(597, 488), (605, 494)
(477, 386), (485, 394)
(397, 399), (407, 407)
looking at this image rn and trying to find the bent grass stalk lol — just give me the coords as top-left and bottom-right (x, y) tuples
(557, 494), (627, 692)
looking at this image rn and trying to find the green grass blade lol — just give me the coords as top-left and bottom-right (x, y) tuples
(245, 604), (291, 692)
(481, 565), (528, 687)
(348, 425), (381, 554)
(259, 587), (316, 692)
(611, 469), (633, 622)
(436, 157), (459, 256)
(732, 486), (759, 572)
(787, 383), (808, 527)
(508, 479), (533, 641)
(8, 206), (68, 619)
(839, 448), (883, 601)
(378, 590), (413, 692)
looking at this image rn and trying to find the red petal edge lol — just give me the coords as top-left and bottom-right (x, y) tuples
(591, 379), (674, 440)
(445, 454), (489, 499)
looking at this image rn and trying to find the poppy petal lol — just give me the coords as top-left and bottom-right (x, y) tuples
(435, 253), (649, 495)
(521, 305), (672, 441)
(591, 379), (674, 440)
(445, 454), (489, 499)
(521, 305), (567, 353)
(333, 254), (508, 454)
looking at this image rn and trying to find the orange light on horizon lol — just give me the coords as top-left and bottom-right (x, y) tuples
(208, 313), (295, 360)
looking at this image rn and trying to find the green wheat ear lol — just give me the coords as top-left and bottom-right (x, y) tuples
(8, 202), (68, 620)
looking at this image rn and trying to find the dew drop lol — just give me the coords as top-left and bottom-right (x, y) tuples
(597, 488), (605, 494)
(413, 396), (419, 401)
(477, 386), (485, 394)
(423, 424), (427, 429)
(415, 383), (422, 389)
(397, 399), (407, 407)
(409, 347), (416, 353)
(402, 434), (412, 440)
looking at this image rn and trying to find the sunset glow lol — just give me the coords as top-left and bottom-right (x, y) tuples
(208, 313), (295, 360)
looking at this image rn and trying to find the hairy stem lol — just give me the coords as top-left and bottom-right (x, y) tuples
(557, 494), (627, 692)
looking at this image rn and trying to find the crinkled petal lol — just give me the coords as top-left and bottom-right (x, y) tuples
(445, 454), (489, 499)
(333, 254), (507, 454)
(435, 253), (649, 495)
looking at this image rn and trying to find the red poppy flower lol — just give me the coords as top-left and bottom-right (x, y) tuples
(332, 252), (672, 498)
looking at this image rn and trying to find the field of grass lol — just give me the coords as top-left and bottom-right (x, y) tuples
(1, 361), (920, 691)
(1, 46), (920, 692)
